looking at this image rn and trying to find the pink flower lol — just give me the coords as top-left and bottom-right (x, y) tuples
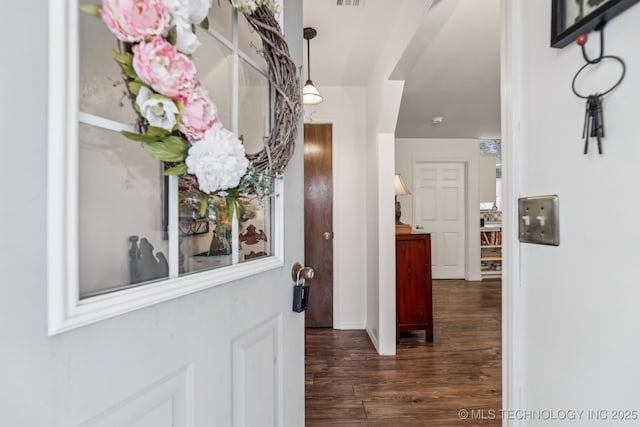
(133, 37), (196, 98)
(179, 83), (218, 141)
(101, 0), (171, 42)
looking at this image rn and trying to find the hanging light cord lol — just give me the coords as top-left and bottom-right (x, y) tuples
(306, 38), (311, 82)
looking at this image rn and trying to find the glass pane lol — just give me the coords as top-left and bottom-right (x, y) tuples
(78, 123), (168, 298)
(239, 13), (268, 69)
(194, 27), (233, 131)
(207, 0), (233, 42)
(177, 188), (232, 275)
(480, 139), (502, 178)
(239, 196), (273, 263)
(239, 59), (270, 155)
(79, 0), (137, 125)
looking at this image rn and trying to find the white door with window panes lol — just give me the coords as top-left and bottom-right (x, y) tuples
(43, 1), (305, 426)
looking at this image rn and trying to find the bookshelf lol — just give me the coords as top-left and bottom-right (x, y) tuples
(480, 224), (502, 279)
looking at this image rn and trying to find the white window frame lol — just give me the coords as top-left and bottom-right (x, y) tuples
(47, 0), (284, 335)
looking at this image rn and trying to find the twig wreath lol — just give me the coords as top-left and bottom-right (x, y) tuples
(81, 0), (301, 217)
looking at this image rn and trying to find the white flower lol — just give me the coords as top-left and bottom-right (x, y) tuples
(164, 0), (211, 24)
(185, 122), (249, 193)
(231, 0), (258, 14)
(174, 20), (201, 54)
(163, 0), (211, 54)
(136, 86), (179, 131)
(187, 0), (211, 24)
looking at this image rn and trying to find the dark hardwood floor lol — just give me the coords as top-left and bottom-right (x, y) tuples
(305, 279), (501, 426)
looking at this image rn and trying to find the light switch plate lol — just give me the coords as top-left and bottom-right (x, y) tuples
(518, 195), (559, 246)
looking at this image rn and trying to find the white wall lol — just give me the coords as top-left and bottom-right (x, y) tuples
(506, 0), (640, 420)
(303, 86), (367, 329)
(395, 138), (482, 281)
(363, 1), (436, 355)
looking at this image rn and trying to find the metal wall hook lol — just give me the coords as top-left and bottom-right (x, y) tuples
(577, 21), (606, 64)
(572, 19), (625, 100)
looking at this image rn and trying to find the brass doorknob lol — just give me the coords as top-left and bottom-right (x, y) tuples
(301, 267), (315, 280)
(291, 263), (315, 282)
(323, 232), (332, 240)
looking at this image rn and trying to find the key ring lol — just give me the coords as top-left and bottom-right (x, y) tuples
(571, 24), (626, 157)
(571, 55), (626, 99)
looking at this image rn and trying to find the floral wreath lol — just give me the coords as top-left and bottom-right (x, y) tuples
(81, 0), (301, 217)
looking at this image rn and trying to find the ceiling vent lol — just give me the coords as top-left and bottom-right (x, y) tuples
(336, 0), (364, 6)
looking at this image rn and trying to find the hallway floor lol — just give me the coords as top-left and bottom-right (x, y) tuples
(305, 279), (501, 426)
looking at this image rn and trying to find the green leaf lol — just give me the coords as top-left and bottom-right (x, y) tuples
(167, 26), (177, 46)
(112, 49), (133, 66)
(163, 163), (187, 176)
(128, 81), (142, 96)
(199, 194), (209, 218)
(121, 63), (138, 79)
(143, 143), (185, 162)
(121, 130), (161, 143)
(199, 16), (209, 30)
(143, 137), (188, 162)
(79, 4), (101, 18)
(147, 126), (170, 138)
(112, 49), (138, 79)
(149, 93), (166, 100)
(163, 135), (188, 151)
(176, 100), (185, 114)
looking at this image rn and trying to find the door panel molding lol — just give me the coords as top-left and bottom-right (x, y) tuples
(232, 314), (283, 427)
(80, 364), (194, 427)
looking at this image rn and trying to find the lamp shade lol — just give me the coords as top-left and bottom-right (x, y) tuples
(303, 80), (323, 105)
(394, 174), (411, 196)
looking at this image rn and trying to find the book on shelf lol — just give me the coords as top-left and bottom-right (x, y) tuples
(480, 232), (490, 245)
(480, 230), (501, 246)
(481, 249), (501, 259)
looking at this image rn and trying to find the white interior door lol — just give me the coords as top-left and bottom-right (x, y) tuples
(414, 162), (466, 279)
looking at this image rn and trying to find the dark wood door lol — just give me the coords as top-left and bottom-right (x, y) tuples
(304, 124), (333, 327)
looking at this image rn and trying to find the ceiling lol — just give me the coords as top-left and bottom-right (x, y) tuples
(302, 0), (501, 139)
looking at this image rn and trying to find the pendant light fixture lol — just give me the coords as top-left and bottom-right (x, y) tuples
(303, 27), (323, 105)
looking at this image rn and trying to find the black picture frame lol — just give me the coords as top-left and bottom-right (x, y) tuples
(551, 0), (640, 48)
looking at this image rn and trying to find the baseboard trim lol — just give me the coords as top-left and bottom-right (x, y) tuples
(334, 322), (366, 330)
(365, 326), (379, 353)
